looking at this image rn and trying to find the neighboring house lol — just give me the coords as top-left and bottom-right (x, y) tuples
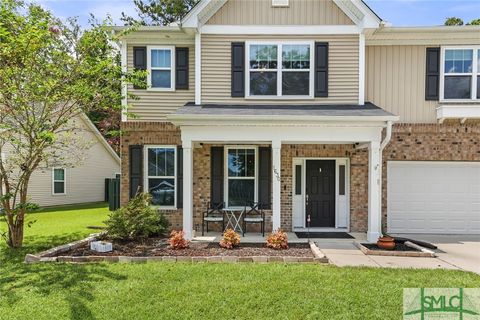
(115, 0), (480, 241)
(2, 115), (120, 207)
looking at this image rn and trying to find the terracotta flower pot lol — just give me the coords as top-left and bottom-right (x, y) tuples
(377, 236), (396, 250)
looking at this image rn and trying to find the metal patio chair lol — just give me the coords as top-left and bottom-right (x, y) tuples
(202, 202), (225, 236)
(242, 202), (266, 237)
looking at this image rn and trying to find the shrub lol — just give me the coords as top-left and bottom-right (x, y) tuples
(169, 230), (189, 250)
(266, 229), (288, 250)
(219, 228), (240, 249)
(105, 193), (169, 241)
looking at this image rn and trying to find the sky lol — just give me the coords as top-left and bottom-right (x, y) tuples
(31, 0), (480, 28)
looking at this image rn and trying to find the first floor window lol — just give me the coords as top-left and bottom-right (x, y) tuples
(146, 146), (176, 207)
(148, 47), (174, 89)
(53, 168), (65, 194)
(226, 148), (256, 207)
(442, 47), (479, 100)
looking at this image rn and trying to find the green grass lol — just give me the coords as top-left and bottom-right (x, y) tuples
(1, 203), (479, 319)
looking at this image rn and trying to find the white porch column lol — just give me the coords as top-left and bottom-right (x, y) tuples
(182, 140), (194, 240)
(272, 140), (281, 231)
(367, 140), (382, 243)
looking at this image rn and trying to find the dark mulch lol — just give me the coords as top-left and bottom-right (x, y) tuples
(62, 237), (313, 257)
(361, 243), (420, 252)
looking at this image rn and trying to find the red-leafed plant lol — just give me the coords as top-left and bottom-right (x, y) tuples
(219, 228), (240, 249)
(266, 229), (288, 250)
(169, 230), (189, 250)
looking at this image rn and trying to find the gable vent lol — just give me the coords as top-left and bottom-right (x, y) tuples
(272, 0), (289, 7)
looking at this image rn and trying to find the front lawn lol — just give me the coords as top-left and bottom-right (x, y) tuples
(1, 204), (479, 319)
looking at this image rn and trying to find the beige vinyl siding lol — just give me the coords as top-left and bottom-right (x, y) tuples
(202, 34), (359, 104)
(365, 45), (438, 123)
(207, 0), (353, 25)
(4, 116), (120, 207)
(127, 44), (195, 121)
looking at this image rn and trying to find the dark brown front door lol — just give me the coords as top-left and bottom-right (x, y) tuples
(306, 160), (336, 228)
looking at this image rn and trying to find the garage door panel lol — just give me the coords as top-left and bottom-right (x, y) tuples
(387, 161), (480, 235)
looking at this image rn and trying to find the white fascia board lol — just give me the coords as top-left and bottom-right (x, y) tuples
(436, 105), (480, 121)
(168, 114), (399, 126)
(181, 0), (211, 28)
(179, 124), (384, 144)
(79, 114), (121, 164)
(200, 25), (361, 35)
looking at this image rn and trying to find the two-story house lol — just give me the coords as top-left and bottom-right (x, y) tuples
(115, 0), (480, 242)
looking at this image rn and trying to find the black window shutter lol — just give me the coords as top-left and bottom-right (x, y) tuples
(258, 147), (271, 210)
(314, 42), (329, 97)
(210, 147), (224, 208)
(129, 145), (143, 199)
(177, 146), (183, 208)
(176, 47), (189, 90)
(231, 42), (245, 97)
(425, 47), (440, 101)
(133, 46), (147, 89)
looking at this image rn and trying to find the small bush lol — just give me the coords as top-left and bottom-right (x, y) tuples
(169, 230), (189, 250)
(219, 228), (240, 249)
(266, 229), (288, 250)
(105, 193), (169, 241)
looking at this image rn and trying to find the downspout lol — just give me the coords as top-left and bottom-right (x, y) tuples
(377, 120), (393, 239)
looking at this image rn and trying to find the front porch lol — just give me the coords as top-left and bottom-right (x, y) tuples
(168, 103), (399, 242)
(193, 231), (367, 243)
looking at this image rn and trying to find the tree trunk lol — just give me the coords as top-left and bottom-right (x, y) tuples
(9, 218), (24, 248)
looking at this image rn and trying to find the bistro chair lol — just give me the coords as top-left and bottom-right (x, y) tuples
(242, 202), (266, 237)
(202, 202), (225, 236)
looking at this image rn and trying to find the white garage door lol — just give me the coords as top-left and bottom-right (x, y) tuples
(387, 161), (480, 234)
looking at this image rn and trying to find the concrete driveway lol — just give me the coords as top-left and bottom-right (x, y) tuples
(316, 234), (480, 274)
(396, 234), (480, 274)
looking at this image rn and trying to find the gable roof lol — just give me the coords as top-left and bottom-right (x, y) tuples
(181, 0), (382, 29)
(80, 114), (121, 165)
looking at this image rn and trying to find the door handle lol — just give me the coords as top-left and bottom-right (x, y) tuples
(305, 194), (309, 206)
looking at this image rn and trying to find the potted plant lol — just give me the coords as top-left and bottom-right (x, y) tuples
(377, 235), (396, 250)
(377, 221), (396, 250)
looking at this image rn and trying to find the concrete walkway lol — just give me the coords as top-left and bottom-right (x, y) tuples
(316, 236), (480, 274)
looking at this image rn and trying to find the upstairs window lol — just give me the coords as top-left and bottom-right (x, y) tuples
(246, 42), (313, 98)
(147, 46), (175, 90)
(441, 47), (479, 101)
(145, 146), (176, 208)
(272, 0), (289, 6)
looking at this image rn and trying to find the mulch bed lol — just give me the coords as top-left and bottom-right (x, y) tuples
(361, 243), (420, 252)
(62, 237), (314, 257)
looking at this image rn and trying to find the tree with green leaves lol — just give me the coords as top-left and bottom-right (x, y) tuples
(445, 17), (480, 26)
(121, 0), (198, 26)
(0, 0), (144, 248)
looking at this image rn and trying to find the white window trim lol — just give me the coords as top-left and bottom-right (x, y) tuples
(52, 168), (66, 196)
(144, 145), (177, 210)
(147, 46), (175, 91)
(245, 41), (314, 99)
(440, 45), (480, 102)
(224, 146), (258, 209)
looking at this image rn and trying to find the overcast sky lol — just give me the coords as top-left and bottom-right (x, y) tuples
(31, 0), (480, 27)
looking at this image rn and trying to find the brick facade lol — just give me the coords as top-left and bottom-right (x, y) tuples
(121, 121), (480, 234)
(381, 121), (480, 229)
